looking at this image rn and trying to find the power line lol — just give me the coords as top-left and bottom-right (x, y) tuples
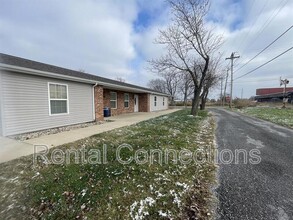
(236, 0), (269, 53)
(235, 46), (293, 80)
(226, 0), (257, 52)
(235, 25), (293, 73)
(233, 78), (280, 84)
(242, 0), (290, 55)
(257, 0), (289, 35)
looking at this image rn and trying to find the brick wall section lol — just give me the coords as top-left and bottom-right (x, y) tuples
(94, 85), (104, 121)
(103, 89), (135, 116)
(138, 93), (150, 112)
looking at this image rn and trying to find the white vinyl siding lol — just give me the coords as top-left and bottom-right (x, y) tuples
(110, 92), (117, 109)
(150, 95), (169, 112)
(1, 71), (94, 136)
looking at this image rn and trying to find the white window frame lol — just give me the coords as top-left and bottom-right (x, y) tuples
(48, 82), (69, 116)
(124, 93), (129, 108)
(154, 96), (157, 107)
(110, 91), (117, 109)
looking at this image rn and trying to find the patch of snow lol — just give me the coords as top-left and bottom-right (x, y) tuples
(149, 185), (154, 192)
(32, 172), (40, 179)
(9, 176), (19, 183)
(81, 189), (87, 197)
(170, 190), (181, 207)
(130, 197), (155, 220)
(246, 135), (265, 148)
(175, 182), (189, 191)
(158, 210), (169, 217)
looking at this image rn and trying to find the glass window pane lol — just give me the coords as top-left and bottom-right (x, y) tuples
(50, 84), (56, 99)
(60, 85), (67, 99)
(110, 100), (116, 108)
(110, 92), (117, 100)
(60, 100), (67, 112)
(124, 93), (129, 101)
(124, 101), (129, 108)
(50, 100), (67, 114)
(49, 84), (67, 99)
(56, 85), (62, 99)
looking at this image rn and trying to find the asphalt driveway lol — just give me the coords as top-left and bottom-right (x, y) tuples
(211, 108), (293, 220)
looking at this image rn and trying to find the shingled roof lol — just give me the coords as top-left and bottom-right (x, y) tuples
(0, 53), (167, 95)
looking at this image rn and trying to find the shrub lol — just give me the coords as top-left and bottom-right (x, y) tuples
(233, 98), (257, 109)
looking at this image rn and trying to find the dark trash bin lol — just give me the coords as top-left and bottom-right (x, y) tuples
(103, 107), (111, 117)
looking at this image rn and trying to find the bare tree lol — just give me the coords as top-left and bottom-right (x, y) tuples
(115, 77), (126, 82)
(148, 78), (166, 93)
(161, 70), (180, 105)
(200, 56), (222, 110)
(150, 0), (222, 115)
(148, 71), (180, 105)
(179, 72), (194, 107)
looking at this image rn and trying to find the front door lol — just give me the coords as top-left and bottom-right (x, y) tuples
(134, 95), (139, 112)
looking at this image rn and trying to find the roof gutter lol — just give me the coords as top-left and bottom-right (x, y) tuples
(99, 82), (170, 96)
(92, 82), (98, 121)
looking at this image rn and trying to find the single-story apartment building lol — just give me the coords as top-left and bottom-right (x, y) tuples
(0, 53), (169, 136)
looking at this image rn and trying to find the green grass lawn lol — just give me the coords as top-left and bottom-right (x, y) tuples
(0, 110), (216, 219)
(241, 107), (293, 128)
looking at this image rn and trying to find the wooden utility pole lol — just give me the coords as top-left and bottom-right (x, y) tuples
(220, 76), (224, 106)
(223, 68), (229, 105)
(226, 52), (240, 108)
(280, 78), (289, 108)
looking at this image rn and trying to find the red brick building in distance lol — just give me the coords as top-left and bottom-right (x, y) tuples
(255, 87), (293, 103)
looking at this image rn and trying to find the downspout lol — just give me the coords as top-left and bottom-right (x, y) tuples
(92, 83), (98, 121)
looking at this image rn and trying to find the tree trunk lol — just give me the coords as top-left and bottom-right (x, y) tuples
(200, 95), (204, 110)
(171, 96), (175, 106)
(183, 86), (188, 108)
(191, 87), (201, 116)
(200, 90), (209, 110)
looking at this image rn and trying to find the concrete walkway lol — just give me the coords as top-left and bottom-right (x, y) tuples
(0, 109), (179, 163)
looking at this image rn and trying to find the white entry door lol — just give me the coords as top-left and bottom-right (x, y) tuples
(134, 95), (139, 112)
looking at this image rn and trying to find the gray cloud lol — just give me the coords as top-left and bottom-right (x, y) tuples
(208, 0), (293, 98)
(0, 0), (292, 98)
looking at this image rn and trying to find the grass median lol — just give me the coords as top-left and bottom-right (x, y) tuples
(0, 110), (217, 219)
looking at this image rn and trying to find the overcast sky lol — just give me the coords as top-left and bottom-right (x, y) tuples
(0, 0), (292, 99)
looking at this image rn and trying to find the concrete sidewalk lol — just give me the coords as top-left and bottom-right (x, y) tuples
(0, 109), (179, 163)
(0, 136), (34, 163)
